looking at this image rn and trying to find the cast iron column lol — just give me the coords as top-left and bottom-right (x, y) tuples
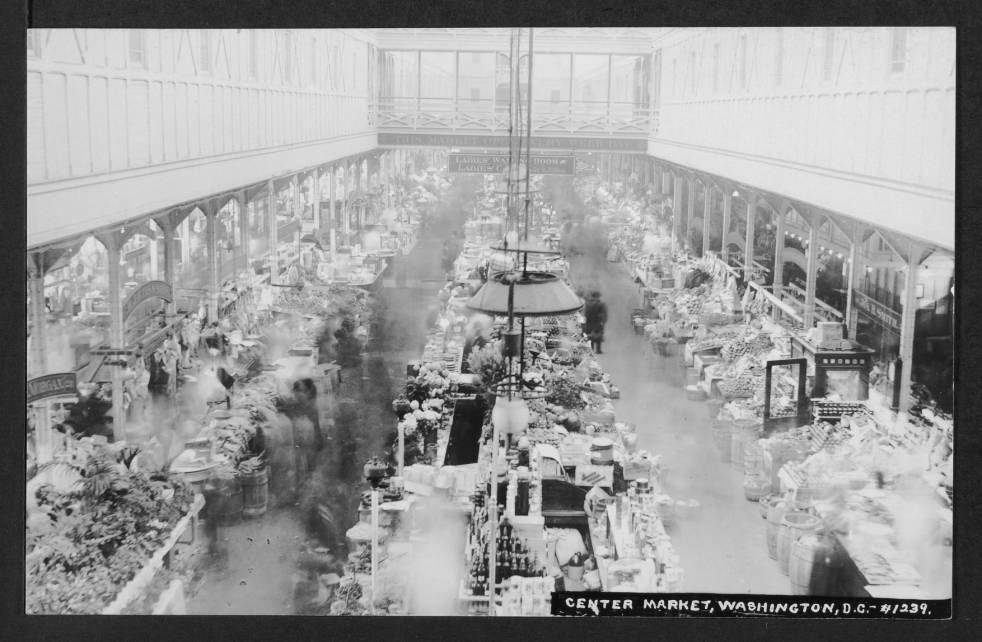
(897, 241), (924, 412)
(803, 217), (820, 329)
(27, 252), (48, 378)
(103, 232), (126, 441)
(772, 207), (786, 301)
(702, 183), (712, 257)
(267, 180), (278, 285)
(721, 190), (732, 262)
(744, 198), (756, 282)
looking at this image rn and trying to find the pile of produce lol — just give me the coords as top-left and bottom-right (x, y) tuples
(543, 373), (587, 410)
(26, 442), (197, 614)
(686, 327), (744, 353)
(720, 332), (773, 362)
(683, 268), (713, 289)
(716, 371), (764, 399)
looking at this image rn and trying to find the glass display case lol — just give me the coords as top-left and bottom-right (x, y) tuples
(763, 358), (809, 433)
(789, 335), (874, 401)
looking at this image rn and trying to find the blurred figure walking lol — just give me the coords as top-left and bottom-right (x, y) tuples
(583, 291), (608, 354)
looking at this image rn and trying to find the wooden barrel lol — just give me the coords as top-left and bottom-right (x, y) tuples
(730, 419), (760, 469)
(241, 467), (269, 518)
(790, 532), (837, 595)
(706, 398), (725, 419)
(777, 512), (821, 575)
(759, 494), (781, 520)
(789, 534), (817, 595)
(713, 424), (732, 463)
(216, 476), (243, 526)
(743, 441), (764, 477)
(765, 499), (790, 560)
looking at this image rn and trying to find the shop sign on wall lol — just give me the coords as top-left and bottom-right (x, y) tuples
(27, 372), (78, 404)
(449, 153), (575, 174)
(122, 280), (173, 321)
(852, 289), (901, 332)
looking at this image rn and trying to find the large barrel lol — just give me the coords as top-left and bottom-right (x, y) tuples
(208, 475), (243, 526)
(731, 419), (760, 469)
(777, 512), (821, 575)
(765, 499), (791, 560)
(743, 441), (764, 478)
(713, 422), (733, 463)
(790, 532), (837, 595)
(241, 467), (269, 518)
(706, 398), (725, 421)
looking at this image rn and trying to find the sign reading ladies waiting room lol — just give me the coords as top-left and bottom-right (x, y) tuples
(449, 153), (576, 175)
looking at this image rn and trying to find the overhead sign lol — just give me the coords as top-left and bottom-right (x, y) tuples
(449, 153), (575, 175)
(27, 373), (78, 404)
(379, 132), (648, 152)
(122, 280), (173, 321)
(852, 289), (901, 332)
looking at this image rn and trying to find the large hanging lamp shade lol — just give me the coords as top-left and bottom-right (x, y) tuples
(466, 271), (583, 317)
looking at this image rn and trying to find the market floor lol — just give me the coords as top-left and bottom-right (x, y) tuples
(190, 180), (476, 615)
(569, 251), (792, 595)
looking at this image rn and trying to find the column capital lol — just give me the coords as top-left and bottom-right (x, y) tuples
(27, 251), (44, 279)
(93, 229), (123, 252)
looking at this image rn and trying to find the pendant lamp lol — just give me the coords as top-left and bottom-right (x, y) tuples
(466, 271), (583, 318)
(491, 397), (531, 439)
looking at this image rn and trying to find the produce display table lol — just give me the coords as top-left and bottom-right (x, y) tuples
(101, 493), (205, 615)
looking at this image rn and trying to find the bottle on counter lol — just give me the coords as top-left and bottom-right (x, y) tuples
(515, 466), (531, 516)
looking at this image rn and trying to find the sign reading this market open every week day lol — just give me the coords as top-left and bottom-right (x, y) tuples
(449, 153), (576, 175)
(27, 373), (78, 404)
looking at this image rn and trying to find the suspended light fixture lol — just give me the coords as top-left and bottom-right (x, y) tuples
(467, 270), (583, 317)
(468, 29), (583, 615)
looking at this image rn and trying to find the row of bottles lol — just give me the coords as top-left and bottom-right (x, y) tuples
(496, 510), (547, 581)
(465, 504), (548, 598)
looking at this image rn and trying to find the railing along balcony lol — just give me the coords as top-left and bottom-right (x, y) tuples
(371, 97), (656, 137)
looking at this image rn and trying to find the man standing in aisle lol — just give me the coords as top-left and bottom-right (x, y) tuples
(583, 291), (608, 355)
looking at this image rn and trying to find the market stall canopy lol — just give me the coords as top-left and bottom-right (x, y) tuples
(466, 271), (583, 318)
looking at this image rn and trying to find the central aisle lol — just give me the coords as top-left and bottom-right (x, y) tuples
(569, 252), (791, 594)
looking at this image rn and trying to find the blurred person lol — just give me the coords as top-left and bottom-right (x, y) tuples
(583, 291), (608, 354)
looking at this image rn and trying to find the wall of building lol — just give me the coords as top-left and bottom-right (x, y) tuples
(28, 28), (378, 249)
(649, 27), (955, 250)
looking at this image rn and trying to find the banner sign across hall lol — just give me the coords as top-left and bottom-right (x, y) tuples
(27, 372), (78, 404)
(852, 289), (901, 332)
(449, 153), (575, 175)
(379, 132), (648, 152)
(122, 280), (173, 321)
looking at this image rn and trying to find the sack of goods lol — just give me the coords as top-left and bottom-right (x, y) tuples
(589, 438), (615, 465)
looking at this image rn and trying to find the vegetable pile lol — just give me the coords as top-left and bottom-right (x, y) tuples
(26, 442), (196, 614)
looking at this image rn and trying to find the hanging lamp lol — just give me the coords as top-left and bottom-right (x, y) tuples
(466, 270), (582, 317)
